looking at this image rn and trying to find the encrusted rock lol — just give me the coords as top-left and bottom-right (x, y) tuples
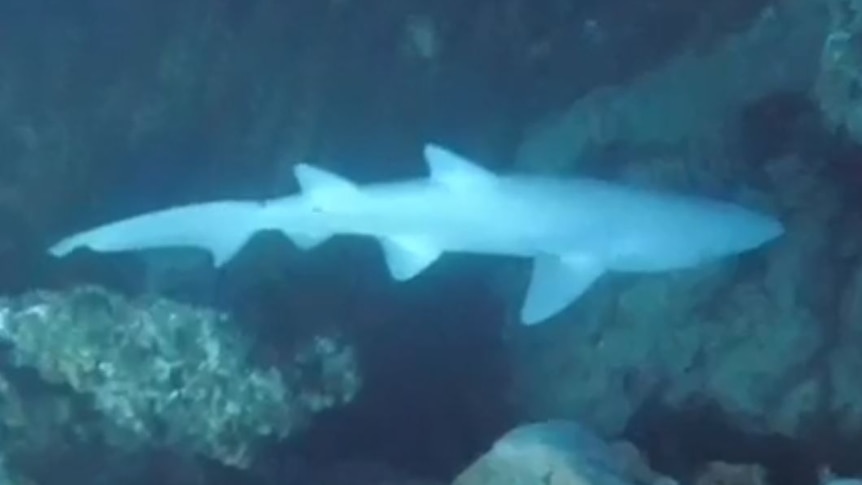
(453, 420), (673, 485)
(0, 285), (360, 467)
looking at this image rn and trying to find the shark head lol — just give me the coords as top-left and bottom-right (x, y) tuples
(730, 208), (785, 250)
(679, 202), (785, 265)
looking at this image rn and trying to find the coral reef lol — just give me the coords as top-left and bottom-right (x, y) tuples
(0, 285), (360, 468)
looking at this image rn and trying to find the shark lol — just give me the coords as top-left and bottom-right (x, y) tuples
(49, 144), (784, 325)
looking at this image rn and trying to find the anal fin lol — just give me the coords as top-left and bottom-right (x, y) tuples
(288, 232), (331, 250)
(380, 237), (442, 281)
(521, 254), (604, 325)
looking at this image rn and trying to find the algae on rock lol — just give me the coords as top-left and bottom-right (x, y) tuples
(0, 286), (361, 467)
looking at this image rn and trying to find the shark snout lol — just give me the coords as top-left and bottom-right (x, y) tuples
(762, 217), (785, 241)
(737, 211), (785, 250)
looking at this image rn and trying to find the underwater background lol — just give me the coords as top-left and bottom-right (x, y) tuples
(0, 0), (861, 484)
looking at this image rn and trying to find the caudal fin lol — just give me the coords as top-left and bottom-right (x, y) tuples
(49, 201), (268, 267)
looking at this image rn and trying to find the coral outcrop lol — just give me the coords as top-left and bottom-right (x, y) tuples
(0, 285), (360, 468)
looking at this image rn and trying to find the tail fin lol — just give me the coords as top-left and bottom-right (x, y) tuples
(49, 201), (268, 267)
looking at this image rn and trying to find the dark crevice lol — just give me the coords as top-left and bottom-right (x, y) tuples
(625, 400), (820, 485)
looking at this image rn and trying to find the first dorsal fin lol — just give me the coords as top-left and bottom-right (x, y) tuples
(293, 163), (359, 206)
(423, 144), (496, 189)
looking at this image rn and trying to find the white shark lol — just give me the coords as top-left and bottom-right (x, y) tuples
(49, 144), (784, 325)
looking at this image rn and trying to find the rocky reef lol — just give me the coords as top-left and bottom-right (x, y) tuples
(0, 0), (861, 484)
(504, 0), (862, 476)
(816, 0), (862, 143)
(453, 420), (673, 485)
(516, 0), (826, 174)
(0, 285), (359, 481)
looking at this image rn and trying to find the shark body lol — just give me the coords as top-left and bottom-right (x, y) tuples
(49, 144), (784, 325)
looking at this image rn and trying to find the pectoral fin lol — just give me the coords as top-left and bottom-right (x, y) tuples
(521, 254), (604, 325)
(380, 237), (442, 281)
